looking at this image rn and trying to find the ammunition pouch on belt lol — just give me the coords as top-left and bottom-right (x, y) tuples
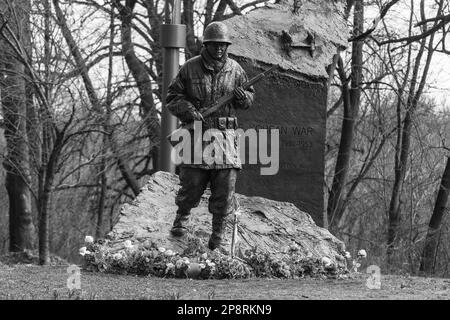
(204, 117), (238, 130)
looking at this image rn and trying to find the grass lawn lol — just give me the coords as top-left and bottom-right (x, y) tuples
(0, 264), (449, 300)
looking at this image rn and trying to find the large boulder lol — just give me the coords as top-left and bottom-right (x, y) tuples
(106, 171), (347, 266)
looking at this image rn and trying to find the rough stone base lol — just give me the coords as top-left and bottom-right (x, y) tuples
(106, 171), (346, 266)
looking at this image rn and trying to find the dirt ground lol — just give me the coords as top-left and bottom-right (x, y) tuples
(0, 264), (449, 300)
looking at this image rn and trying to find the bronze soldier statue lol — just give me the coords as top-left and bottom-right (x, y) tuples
(166, 21), (254, 250)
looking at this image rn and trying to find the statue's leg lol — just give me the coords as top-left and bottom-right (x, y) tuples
(171, 167), (210, 236)
(207, 168), (238, 250)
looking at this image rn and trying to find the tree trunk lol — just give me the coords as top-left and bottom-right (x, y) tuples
(213, 0), (228, 21)
(114, 0), (160, 148)
(386, 112), (411, 257)
(0, 0), (36, 252)
(183, 0), (198, 59)
(420, 156), (450, 274)
(36, 0), (53, 266)
(5, 173), (35, 251)
(115, 0), (160, 174)
(96, 155), (107, 239)
(96, 5), (116, 239)
(144, 0), (164, 98)
(327, 0), (363, 231)
(38, 144), (61, 265)
(327, 56), (354, 230)
(204, 0), (215, 26)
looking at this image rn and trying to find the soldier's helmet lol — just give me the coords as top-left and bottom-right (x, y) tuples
(203, 22), (232, 44)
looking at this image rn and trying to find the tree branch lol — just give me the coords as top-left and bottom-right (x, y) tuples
(225, 0), (242, 15)
(379, 14), (450, 45)
(349, 0), (401, 42)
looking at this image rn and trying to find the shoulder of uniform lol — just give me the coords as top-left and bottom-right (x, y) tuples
(183, 55), (203, 67)
(178, 55), (203, 76)
(226, 58), (245, 72)
(226, 58), (241, 68)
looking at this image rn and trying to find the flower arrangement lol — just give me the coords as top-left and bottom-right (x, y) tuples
(79, 235), (349, 279)
(348, 249), (368, 272)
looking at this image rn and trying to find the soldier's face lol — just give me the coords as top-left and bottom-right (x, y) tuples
(205, 42), (229, 60)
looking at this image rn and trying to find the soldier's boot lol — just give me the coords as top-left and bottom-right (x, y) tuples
(170, 210), (190, 237)
(208, 214), (225, 250)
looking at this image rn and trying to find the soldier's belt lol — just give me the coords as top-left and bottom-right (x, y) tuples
(203, 117), (238, 130)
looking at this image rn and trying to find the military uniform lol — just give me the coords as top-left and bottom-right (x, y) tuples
(166, 22), (254, 250)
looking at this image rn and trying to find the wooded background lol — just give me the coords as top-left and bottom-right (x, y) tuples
(0, 0), (449, 277)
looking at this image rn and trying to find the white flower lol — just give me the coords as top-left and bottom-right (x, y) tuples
(176, 259), (184, 268)
(209, 262), (216, 268)
(205, 259), (211, 264)
(321, 257), (332, 267)
(166, 263), (175, 269)
(199, 263), (206, 269)
(158, 247), (166, 253)
(357, 249), (367, 258)
(113, 253), (123, 260)
(345, 251), (351, 259)
(201, 253), (208, 260)
(84, 236), (94, 244)
(123, 240), (133, 248)
(352, 261), (361, 272)
(79, 247), (88, 256)
(164, 250), (174, 256)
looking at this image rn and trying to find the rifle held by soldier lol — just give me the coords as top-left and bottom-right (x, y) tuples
(167, 64), (278, 144)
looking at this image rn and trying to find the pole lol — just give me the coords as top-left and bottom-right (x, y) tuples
(159, 0), (185, 172)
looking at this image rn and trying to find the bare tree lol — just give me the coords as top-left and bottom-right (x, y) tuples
(327, 0), (364, 231)
(0, 0), (36, 252)
(95, 5), (116, 240)
(385, 0), (442, 263)
(113, 0), (161, 172)
(53, 0), (141, 197)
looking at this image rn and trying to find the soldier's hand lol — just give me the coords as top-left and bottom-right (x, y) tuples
(234, 87), (246, 101)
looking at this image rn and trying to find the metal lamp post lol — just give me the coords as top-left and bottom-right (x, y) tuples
(159, 0), (186, 172)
